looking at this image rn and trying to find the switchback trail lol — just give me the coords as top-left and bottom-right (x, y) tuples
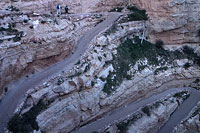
(74, 88), (200, 133)
(0, 12), (121, 132)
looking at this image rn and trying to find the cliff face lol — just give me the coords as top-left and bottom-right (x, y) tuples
(131, 0), (200, 45)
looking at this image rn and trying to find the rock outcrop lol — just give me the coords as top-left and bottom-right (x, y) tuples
(131, 0), (200, 45)
(15, 18), (200, 133)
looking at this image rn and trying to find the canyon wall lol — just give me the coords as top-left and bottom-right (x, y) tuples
(131, 0), (200, 45)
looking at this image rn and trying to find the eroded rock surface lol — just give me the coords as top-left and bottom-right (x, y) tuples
(16, 18), (200, 133)
(131, 0), (200, 45)
(0, 7), (103, 97)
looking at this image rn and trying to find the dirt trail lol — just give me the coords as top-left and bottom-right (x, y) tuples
(0, 12), (121, 132)
(74, 87), (200, 133)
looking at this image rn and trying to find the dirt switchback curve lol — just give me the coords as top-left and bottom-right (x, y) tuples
(74, 87), (200, 133)
(0, 12), (121, 132)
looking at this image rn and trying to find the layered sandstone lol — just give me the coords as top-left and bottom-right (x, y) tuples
(131, 0), (200, 45)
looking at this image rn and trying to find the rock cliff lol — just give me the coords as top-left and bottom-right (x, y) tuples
(131, 0), (200, 45)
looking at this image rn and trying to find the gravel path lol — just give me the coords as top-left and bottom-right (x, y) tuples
(158, 88), (200, 133)
(0, 12), (121, 132)
(74, 88), (200, 133)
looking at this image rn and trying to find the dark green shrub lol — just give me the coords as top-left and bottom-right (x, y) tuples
(182, 45), (200, 66)
(68, 71), (82, 78)
(183, 62), (190, 69)
(13, 31), (23, 42)
(56, 77), (64, 85)
(194, 78), (200, 84)
(4, 87), (8, 92)
(194, 56), (200, 66)
(98, 56), (102, 61)
(23, 19), (28, 23)
(7, 100), (48, 133)
(116, 113), (142, 133)
(29, 25), (33, 29)
(0, 40), (3, 44)
(102, 36), (200, 95)
(127, 11), (148, 21)
(142, 106), (151, 116)
(7, 5), (20, 12)
(41, 20), (46, 24)
(126, 5), (148, 21)
(198, 29), (200, 36)
(155, 40), (164, 49)
(183, 46), (194, 56)
(84, 64), (90, 73)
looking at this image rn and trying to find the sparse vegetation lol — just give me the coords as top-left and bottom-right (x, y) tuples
(182, 46), (200, 66)
(56, 77), (64, 85)
(41, 20), (46, 24)
(4, 87), (8, 93)
(23, 19), (28, 23)
(6, 5), (20, 12)
(0, 24), (24, 42)
(68, 71), (82, 79)
(173, 91), (190, 101)
(194, 78), (200, 84)
(155, 40), (164, 49)
(84, 64), (90, 73)
(192, 107), (200, 117)
(120, 6), (148, 23)
(7, 100), (48, 133)
(183, 62), (190, 69)
(116, 113), (142, 133)
(154, 66), (168, 75)
(98, 56), (102, 62)
(189, 78), (200, 90)
(29, 25), (33, 29)
(102, 36), (200, 95)
(0, 40), (3, 44)
(13, 31), (23, 42)
(142, 106), (151, 116)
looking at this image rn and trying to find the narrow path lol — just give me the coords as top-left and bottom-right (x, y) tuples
(158, 88), (200, 133)
(74, 88), (200, 133)
(0, 12), (121, 132)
